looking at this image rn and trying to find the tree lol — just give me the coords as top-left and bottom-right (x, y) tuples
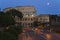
(3, 25), (23, 40)
(5, 9), (23, 19)
(0, 9), (23, 40)
(33, 21), (39, 28)
(0, 12), (16, 40)
(5, 9), (23, 34)
(0, 12), (15, 27)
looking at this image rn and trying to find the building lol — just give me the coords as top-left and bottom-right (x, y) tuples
(49, 15), (60, 32)
(49, 15), (57, 26)
(15, 6), (36, 27)
(37, 14), (50, 23)
(3, 6), (36, 27)
(15, 6), (36, 17)
(49, 15), (60, 26)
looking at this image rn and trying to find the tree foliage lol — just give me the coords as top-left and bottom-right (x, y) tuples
(0, 12), (15, 27)
(6, 9), (23, 19)
(33, 21), (39, 28)
(0, 9), (23, 40)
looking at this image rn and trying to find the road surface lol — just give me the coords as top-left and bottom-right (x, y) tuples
(19, 28), (60, 40)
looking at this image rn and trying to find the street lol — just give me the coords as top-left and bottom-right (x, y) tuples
(19, 28), (60, 40)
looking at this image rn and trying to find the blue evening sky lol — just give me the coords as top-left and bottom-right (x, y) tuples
(0, 0), (60, 15)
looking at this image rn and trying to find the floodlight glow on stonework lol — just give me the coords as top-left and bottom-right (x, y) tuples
(31, 15), (34, 17)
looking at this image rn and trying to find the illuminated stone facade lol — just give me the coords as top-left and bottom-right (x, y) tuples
(15, 6), (36, 17)
(37, 14), (50, 23)
(15, 6), (36, 27)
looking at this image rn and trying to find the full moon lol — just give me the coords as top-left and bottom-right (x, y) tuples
(47, 2), (50, 6)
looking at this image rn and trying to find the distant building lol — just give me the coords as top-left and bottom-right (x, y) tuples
(37, 14), (60, 26)
(37, 14), (50, 23)
(56, 16), (60, 24)
(49, 15), (60, 26)
(49, 15), (60, 32)
(49, 15), (57, 26)
(3, 7), (13, 13)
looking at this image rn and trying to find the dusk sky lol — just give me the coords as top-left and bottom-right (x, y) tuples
(0, 0), (60, 15)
